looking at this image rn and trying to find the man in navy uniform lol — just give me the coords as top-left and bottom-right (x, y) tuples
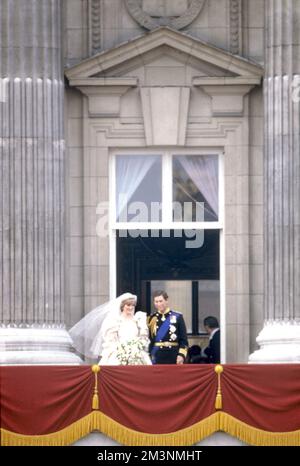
(148, 290), (188, 364)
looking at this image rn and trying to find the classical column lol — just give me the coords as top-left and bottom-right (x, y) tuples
(249, 0), (300, 362)
(0, 0), (81, 363)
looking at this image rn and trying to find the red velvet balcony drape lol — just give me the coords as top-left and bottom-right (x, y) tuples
(1, 365), (300, 446)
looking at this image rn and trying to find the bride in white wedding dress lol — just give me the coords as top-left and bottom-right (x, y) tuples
(69, 293), (152, 365)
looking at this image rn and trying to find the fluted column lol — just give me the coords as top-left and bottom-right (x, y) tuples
(250, 0), (300, 362)
(0, 0), (81, 364)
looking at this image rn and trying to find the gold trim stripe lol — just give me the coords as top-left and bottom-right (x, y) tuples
(154, 342), (179, 347)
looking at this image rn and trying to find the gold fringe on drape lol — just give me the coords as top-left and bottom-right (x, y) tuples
(218, 412), (300, 446)
(2, 411), (300, 446)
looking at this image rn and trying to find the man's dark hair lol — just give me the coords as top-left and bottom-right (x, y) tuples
(203, 316), (219, 329)
(153, 290), (168, 300)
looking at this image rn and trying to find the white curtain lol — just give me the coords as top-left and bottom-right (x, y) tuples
(116, 155), (158, 221)
(177, 155), (219, 219)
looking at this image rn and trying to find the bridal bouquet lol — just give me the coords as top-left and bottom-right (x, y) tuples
(115, 338), (145, 365)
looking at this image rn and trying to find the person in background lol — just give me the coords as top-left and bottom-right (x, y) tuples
(202, 316), (220, 364)
(187, 344), (202, 363)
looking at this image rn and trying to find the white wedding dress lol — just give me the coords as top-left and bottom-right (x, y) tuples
(69, 293), (152, 364)
(99, 311), (152, 365)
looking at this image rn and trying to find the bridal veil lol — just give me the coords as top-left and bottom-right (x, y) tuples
(69, 292), (137, 359)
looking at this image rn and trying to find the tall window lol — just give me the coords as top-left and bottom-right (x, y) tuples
(112, 150), (222, 231)
(111, 149), (223, 336)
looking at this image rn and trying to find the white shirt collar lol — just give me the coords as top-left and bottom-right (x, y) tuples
(209, 327), (219, 340)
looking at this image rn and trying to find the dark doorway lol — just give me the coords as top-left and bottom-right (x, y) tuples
(117, 230), (219, 335)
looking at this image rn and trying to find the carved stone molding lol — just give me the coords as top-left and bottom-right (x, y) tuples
(249, 321), (300, 363)
(0, 326), (83, 364)
(125, 0), (206, 30)
(65, 27), (263, 81)
(198, 83), (255, 117)
(141, 87), (190, 145)
(90, 0), (101, 54)
(70, 77), (138, 117)
(193, 76), (258, 117)
(230, 0), (241, 54)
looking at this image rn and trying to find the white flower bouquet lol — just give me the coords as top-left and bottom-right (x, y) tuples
(115, 338), (145, 365)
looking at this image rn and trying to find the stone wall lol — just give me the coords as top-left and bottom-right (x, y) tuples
(63, 0), (265, 360)
(63, 0), (265, 64)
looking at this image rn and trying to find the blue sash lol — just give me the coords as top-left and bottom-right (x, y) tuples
(150, 314), (171, 364)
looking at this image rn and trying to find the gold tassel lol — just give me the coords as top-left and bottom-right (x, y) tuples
(91, 365), (100, 410)
(215, 393), (222, 410)
(92, 394), (99, 410)
(214, 365), (223, 410)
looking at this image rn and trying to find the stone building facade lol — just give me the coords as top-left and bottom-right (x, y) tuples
(1, 0), (300, 365)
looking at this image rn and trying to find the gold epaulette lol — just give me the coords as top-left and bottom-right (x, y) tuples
(147, 315), (157, 337)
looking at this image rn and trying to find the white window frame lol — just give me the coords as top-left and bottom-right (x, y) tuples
(109, 148), (226, 362)
(110, 148), (224, 231)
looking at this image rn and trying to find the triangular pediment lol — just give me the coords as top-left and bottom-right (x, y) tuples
(65, 27), (263, 81)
